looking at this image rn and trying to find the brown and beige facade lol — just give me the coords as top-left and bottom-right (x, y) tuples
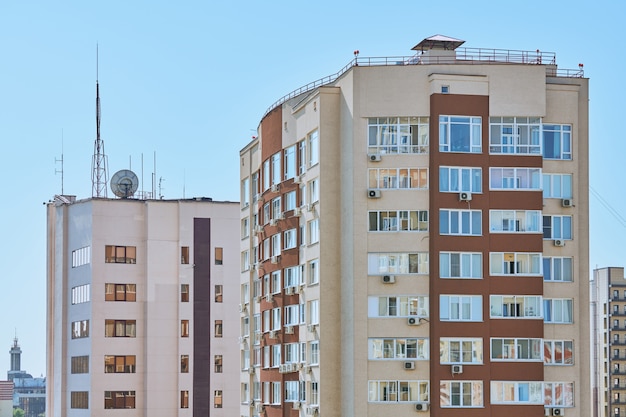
(46, 196), (240, 417)
(239, 35), (589, 417)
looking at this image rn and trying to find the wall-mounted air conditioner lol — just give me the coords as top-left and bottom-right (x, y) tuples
(459, 191), (472, 201)
(415, 403), (428, 412)
(553, 239), (565, 247)
(562, 198), (573, 207)
(407, 317), (419, 326)
(369, 154), (382, 162)
(451, 364), (463, 374)
(404, 361), (415, 370)
(368, 189), (381, 199)
(382, 275), (395, 284)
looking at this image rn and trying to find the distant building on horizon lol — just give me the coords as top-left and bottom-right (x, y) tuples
(0, 381), (13, 417)
(7, 337), (45, 417)
(46, 194), (241, 416)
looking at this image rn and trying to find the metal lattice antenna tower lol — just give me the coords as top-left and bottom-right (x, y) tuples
(92, 44), (108, 197)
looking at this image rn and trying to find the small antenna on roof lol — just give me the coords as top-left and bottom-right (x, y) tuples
(55, 129), (64, 194)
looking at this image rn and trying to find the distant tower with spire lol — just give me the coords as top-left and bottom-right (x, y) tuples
(91, 45), (108, 197)
(8, 335), (23, 380)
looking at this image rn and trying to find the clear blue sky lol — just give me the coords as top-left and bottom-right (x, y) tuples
(0, 0), (623, 378)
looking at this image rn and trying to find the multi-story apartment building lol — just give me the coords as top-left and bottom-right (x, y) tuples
(239, 35), (589, 417)
(46, 195), (240, 417)
(592, 267), (626, 417)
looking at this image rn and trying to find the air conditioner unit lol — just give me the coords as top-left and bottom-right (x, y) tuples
(407, 317), (419, 326)
(255, 403), (265, 413)
(459, 191), (472, 201)
(279, 364), (287, 373)
(552, 408), (565, 416)
(277, 212), (284, 220)
(269, 219), (278, 226)
(306, 407), (319, 415)
(268, 330), (277, 339)
(293, 207), (302, 216)
(306, 204), (314, 212)
(307, 324), (317, 332)
(562, 198), (573, 207)
(369, 153), (382, 162)
(553, 239), (565, 247)
(292, 401), (301, 409)
(284, 325), (294, 334)
(544, 408), (552, 416)
(451, 364), (463, 374)
(254, 225), (263, 233)
(368, 189), (381, 198)
(285, 287), (294, 295)
(270, 255), (279, 264)
(382, 275), (395, 284)
(293, 175), (302, 184)
(271, 184), (280, 193)
(265, 294), (274, 303)
(415, 403), (428, 412)
(404, 361), (416, 370)
(248, 367), (255, 375)
(254, 295), (262, 303)
(254, 333), (262, 343)
(298, 284), (305, 293)
(239, 304), (245, 313)
(303, 365), (312, 374)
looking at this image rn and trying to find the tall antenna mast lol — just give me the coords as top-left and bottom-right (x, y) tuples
(92, 44), (108, 197)
(55, 129), (64, 194)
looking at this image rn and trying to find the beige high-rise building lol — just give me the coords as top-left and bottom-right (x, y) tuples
(592, 267), (626, 417)
(239, 35), (589, 417)
(46, 195), (240, 416)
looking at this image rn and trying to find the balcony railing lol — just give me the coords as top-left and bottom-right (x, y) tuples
(261, 47), (583, 119)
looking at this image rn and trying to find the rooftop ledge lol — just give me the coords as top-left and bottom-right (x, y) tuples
(262, 46), (584, 119)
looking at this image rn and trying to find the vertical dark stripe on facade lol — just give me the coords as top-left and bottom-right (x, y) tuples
(193, 218), (211, 417)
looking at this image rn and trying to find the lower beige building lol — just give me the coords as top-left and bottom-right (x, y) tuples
(46, 195), (240, 417)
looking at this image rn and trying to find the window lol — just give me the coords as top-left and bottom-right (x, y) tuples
(489, 252), (542, 276)
(241, 177), (250, 207)
(284, 343), (300, 364)
(490, 381), (543, 404)
(310, 382), (319, 405)
(105, 283), (136, 301)
(214, 355), (223, 373)
(440, 252), (482, 279)
(544, 299), (573, 323)
(543, 257), (573, 282)
(72, 320), (89, 339)
(104, 355), (136, 373)
(439, 116), (482, 153)
(181, 355), (189, 373)
(490, 295), (542, 318)
(439, 209), (482, 235)
(440, 295), (482, 321)
(180, 390), (189, 409)
(214, 390), (222, 408)
(308, 219), (319, 244)
(544, 340), (574, 365)
(368, 117), (429, 154)
(439, 167), (482, 193)
(543, 124), (572, 160)
(72, 246), (91, 268)
(215, 320), (223, 337)
(285, 190), (297, 211)
(490, 338), (542, 361)
(309, 300), (320, 325)
(490, 167), (541, 190)
(271, 307), (281, 331)
(309, 259), (319, 285)
(368, 380), (429, 402)
(271, 381), (282, 404)
(308, 130), (319, 167)
(367, 253), (429, 275)
(181, 246), (190, 264)
(104, 319), (135, 337)
(439, 338), (483, 364)
(285, 145), (296, 180)
(368, 168), (428, 189)
(489, 210), (541, 233)
(271, 271), (281, 294)
(271, 234), (281, 257)
(263, 159), (270, 191)
(271, 197), (281, 220)
(368, 338), (429, 360)
(368, 210), (428, 232)
(310, 341), (319, 365)
(241, 218), (249, 239)
(309, 178), (319, 204)
(71, 356), (89, 374)
(71, 284), (90, 304)
(489, 117), (541, 155)
(252, 171), (259, 201)
(105, 245), (136, 264)
(282, 229), (297, 250)
(285, 304), (300, 326)
(543, 215), (572, 240)
(285, 381), (305, 402)
(543, 173), (573, 198)
(215, 247), (223, 265)
(368, 296), (429, 318)
(105, 391), (136, 409)
(241, 249), (250, 271)
(71, 391), (89, 409)
(298, 140), (307, 175)
(215, 285), (223, 302)
(181, 320), (190, 337)
(284, 266), (300, 289)
(271, 152), (281, 185)
(263, 202), (270, 224)
(241, 316), (250, 338)
(544, 382), (574, 407)
(440, 381), (483, 407)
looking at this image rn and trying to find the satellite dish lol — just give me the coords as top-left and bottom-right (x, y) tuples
(110, 169), (139, 198)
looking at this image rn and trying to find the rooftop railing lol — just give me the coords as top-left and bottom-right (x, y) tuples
(262, 47), (584, 119)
